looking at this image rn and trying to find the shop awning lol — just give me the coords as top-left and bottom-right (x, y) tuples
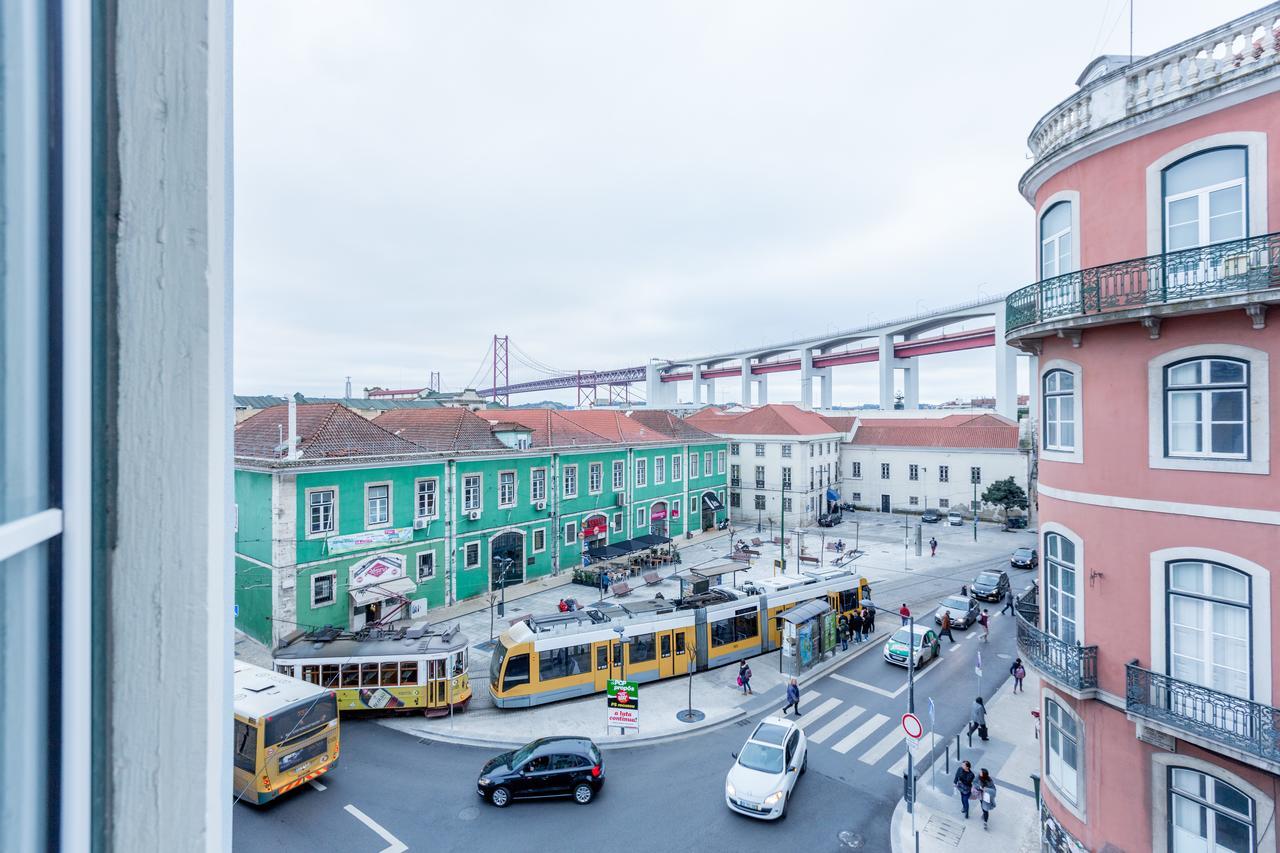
(779, 599), (831, 625)
(701, 493), (724, 511)
(827, 488), (840, 502)
(633, 534), (671, 547)
(348, 576), (416, 607)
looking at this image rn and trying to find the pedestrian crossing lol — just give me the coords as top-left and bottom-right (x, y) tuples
(772, 689), (936, 774)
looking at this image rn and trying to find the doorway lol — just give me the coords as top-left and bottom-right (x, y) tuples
(650, 502), (668, 537)
(880, 494), (891, 513)
(490, 531), (525, 591)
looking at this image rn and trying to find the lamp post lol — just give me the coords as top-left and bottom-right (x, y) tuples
(972, 479), (979, 542)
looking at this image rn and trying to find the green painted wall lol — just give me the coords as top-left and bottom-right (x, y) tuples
(234, 469), (273, 564)
(293, 537), (449, 630)
(234, 557), (273, 644)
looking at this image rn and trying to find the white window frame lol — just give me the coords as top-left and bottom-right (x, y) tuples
(654, 456), (665, 485)
(672, 454), (682, 481)
(1150, 752), (1276, 853)
(754, 443), (765, 457)
(688, 453), (698, 479)
(305, 486), (338, 539)
(781, 467), (791, 490)
(612, 460), (625, 490)
(563, 464), (579, 498)
(1039, 200), (1073, 279)
(851, 461), (861, 479)
(635, 506), (646, 527)
(414, 477), (439, 520)
(716, 450), (726, 474)
(462, 473), (483, 512)
(563, 521), (578, 546)
(1162, 150), (1247, 251)
(1036, 191), (1081, 278)
(755, 465), (766, 489)
(589, 462), (603, 494)
(415, 551), (436, 583)
(730, 443), (740, 456)
(365, 481), (392, 529)
(611, 512), (623, 533)
(908, 464), (919, 481)
(1147, 343), (1270, 475)
(782, 444), (792, 458)
(1043, 524), (1082, 646)
(497, 470), (517, 509)
(1165, 357), (1250, 461)
(531, 528), (546, 554)
(1043, 691), (1085, 818)
(634, 458), (647, 487)
(463, 541), (481, 569)
(531, 467), (547, 503)
(311, 570), (337, 608)
(703, 452), (712, 476)
(1041, 359), (1084, 464)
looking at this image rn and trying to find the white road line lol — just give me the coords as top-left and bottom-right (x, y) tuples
(795, 698), (842, 730)
(860, 727), (906, 766)
(308, 780), (327, 792)
(885, 735), (929, 778)
(344, 804), (408, 853)
(831, 713), (889, 755)
(808, 705), (864, 744)
(829, 673), (899, 699)
(778, 689), (820, 713)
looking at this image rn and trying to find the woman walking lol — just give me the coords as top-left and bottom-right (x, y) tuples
(863, 605), (875, 636)
(975, 769), (997, 830)
(738, 660), (753, 694)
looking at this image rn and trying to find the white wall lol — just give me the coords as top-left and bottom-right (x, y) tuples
(839, 444), (1029, 516)
(725, 433), (845, 524)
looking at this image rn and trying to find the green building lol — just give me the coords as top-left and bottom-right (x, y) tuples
(234, 403), (729, 646)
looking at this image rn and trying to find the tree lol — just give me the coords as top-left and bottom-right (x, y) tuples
(981, 477), (1028, 515)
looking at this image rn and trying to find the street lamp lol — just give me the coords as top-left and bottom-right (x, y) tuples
(612, 626), (630, 682)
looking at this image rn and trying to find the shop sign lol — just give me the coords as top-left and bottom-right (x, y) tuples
(582, 516), (609, 539)
(409, 598), (429, 619)
(349, 553), (406, 588)
(650, 505), (668, 520)
(606, 679), (639, 731)
(327, 526), (413, 555)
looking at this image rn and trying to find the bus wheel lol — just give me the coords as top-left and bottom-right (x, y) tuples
(573, 784), (594, 804)
(490, 787), (511, 808)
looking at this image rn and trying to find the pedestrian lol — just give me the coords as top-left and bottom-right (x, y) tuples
(969, 696), (988, 741)
(782, 677), (801, 716)
(1001, 588), (1015, 615)
(953, 761), (975, 819)
(960, 584), (968, 598)
(1011, 658), (1026, 693)
(975, 769), (997, 829)
(850, 610), (863, 645)
(838, 614), (850, 651)
(738, 660), (753, 694)
(929, 536), (938, 557)
(940, 610), (955, 643)
(864, 605), (876, 635)
(979, 609), (990, 642)
(899, 603), (911, 626)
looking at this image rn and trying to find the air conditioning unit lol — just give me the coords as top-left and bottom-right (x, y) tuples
(534, 500), (547, 511)
(413, 517), (430, 530)
(467, 510), (481, 521)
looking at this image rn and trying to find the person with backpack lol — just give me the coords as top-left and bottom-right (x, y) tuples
(975, 768), (997, 830)
(929, 536), (938, 557)
(953, 761), (975, 819)
(849, 610), (863, 646)
(1010, 658), (1026, 693)
(738, 660), (753, 694)
(838, 613), (850, 650)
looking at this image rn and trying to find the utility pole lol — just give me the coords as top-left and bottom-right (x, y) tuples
(972, 479), (979, 542)
(905, 615), (918, 850)
(780, 481), (787, 574)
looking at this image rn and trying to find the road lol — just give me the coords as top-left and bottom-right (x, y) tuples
(234, 535), (1031, 853)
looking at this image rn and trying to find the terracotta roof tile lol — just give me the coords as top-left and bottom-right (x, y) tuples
(627, 410), (720, 442)
(373, 409), (508, 452)
(481, 409), (610, 449)
(850, 414), (1019, 449)
(689, 404), (843, 436)
(236, 403), (422, 459)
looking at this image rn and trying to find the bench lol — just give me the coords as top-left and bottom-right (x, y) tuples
(729, 551), (751, 563)
(773, 537), (791, 546)
(751, 538), (764, 547)
(798, 554), (820, 565)
(741, 547), (761, 557)
(611, 581), (633, 597)
(642, 571), (662, 586)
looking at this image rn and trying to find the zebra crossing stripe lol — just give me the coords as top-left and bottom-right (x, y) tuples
(859, 726), (905, 765)
(808, 706), (865, 744)
(794, 698), (842, 730)
(831, 713), (889, 755)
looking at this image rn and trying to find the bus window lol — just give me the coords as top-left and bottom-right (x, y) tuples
(321, 664), (340, 688)
(233, 720), (257, 772)
(400, 661), (418, 685)
(302, 665), (320, 685)
(263, 694), (337, 748)
(340, 664), (359, 687)
(502, 654), (530, 691)
(675, 633), (686, 655)
(360, 663), (379, 686)
(596, 646), (607, 670)
(381, 662), (399, 686)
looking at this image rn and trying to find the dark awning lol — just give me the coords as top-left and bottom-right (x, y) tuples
(826, 488), (840, 502)
(779, 599), (831, 625)
(633, 534), (671, 547)
(702, 493), (724, 511)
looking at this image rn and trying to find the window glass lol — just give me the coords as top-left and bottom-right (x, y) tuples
(1170, 767), (1254, 853)
(502, 654), (530, 690)
(1165, 358), (1248, 459)
(1045, 534), (1077, 645)
(360, 663), (379, 686)
(341, 664), (359, 687)
(1164, 148), (1246, 250)
(629, 634), (656, 663)
(1045, 699), (1080, 804)
(1168, 561), (1251, 699)
(1165, 148), (1246, 196)
(675, 632), (687, 655)
(537, 644), (591, 681)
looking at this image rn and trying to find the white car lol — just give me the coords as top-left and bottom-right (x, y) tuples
(947, 511), (964, 526)
(883, 624), (940, 668)
(724, 716), (807, 820)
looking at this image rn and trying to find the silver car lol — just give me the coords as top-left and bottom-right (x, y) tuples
(934, 594), (979, 629)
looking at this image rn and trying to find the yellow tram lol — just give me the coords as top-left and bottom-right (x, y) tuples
(489, 569), (870, 708)
(274, 623), (471, 715)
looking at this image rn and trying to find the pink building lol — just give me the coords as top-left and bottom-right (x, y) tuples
(1006, 8), (1280, 852)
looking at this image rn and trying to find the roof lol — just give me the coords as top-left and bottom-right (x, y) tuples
(849, 413), (1019, 449)
(234, 394), (446, 411)
(233, 660), (329, 718)
(822, 415), (858, 433)
(479, 409), (609, 448)
(235, 403), (423, 459)
(373, 408), (508, 453)
(627, 409), (721, 442)
(556, 410), (660, 443)
(687, 404), (845, 437)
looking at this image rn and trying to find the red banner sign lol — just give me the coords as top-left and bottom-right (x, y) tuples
(582, 516), (608, 538)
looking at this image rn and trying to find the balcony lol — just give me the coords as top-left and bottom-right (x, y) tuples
(1006, 231), (1280, 334)
(1015, 607), (1098, 696)
(755, 480), (765, 490)
(1126, 662), (1280, 773)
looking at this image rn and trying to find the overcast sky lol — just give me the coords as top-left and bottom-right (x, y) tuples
(234, 1), (1261, 405)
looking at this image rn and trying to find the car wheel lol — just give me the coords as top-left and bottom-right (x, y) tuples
(801, 754), (808, 775)
(490, 787), (511, 808)
(777, 795), (788, 820)
(573, 783), (594, 805)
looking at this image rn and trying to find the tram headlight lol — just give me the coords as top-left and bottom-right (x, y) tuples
(763, 790), (784, 806)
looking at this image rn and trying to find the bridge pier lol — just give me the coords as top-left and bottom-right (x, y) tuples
(646, 361), (677, 408)
(691, 364), (703, 405)
(902, 358), (919, 410)
(993, 302), (1018, 419)
(877, 334), (906, 410)
(701, 377), (716, 404)
(800, 348), (832, 411)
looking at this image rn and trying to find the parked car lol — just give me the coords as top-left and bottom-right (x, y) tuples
(817, 512), (841, 528)
(725, 717), (807, 820)
(946, 510), (964, 526)
(971, 570), (1010, 602)
(934, 594), (980, 629)
(883, 624), (940, 668)
(1010, 547), (1038, 570)
(1004, 515), (1028, 530)
(838, 502), (858, 513)
(477, 737), (604, 807)
(921, 508), (941, 523)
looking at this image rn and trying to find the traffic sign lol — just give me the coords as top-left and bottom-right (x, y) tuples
(901, 712), (923, 740)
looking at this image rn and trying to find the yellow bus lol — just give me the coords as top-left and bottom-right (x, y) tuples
(273, 623), (471, 716)
(233, 660), (339, 804)
(489, 570), (870, 708)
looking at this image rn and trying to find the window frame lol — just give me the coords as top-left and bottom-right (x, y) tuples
(365, 481), (392, 529)
(497, 469), (518, 509)
(531, 467), (547, 503)
(703, 452), (712, 476)
(463, 541), (482, 568)
(654, 456), (665, 485)
(851, 461), (861, 479)
(1039, 199), (1074, 280)
(1163, 357), (1250, 461)
(416, 551), (436, 583)
(880, 463), (890, 480)
(634, 458), (647, 488)
(564, 521), (578, 546)
(414, 477), (439, 520)
(1044, 530), (1079, 646)
(305, 486), (338, 539)
(672, 454), (682, 481)
(588, 462), (603, 495)
(311, 571), (337, 608)
(462, 473), (483, 512)
(612, 460), (625, 491)
(1166, 559), (1253, 701)
(563, 464), (579, 498)
(1160, 145), (1247, 252)
(1040, 360), (1084, 464)
(754, 443), (765, 457)
(1044, 694), (1084, 813)
(716, 450), (726, 474)
(531, 528), (546, 554)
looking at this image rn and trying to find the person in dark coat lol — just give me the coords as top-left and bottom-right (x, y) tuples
(781, 678), (801, 716)
(863, 605), (875, 635)
(738, 660), (753, 694)
(838, 614), (850, 651)
(953, 761), (975, 819)
(1010, 658), (1026, 693)
(939, 610), (955, 643)
(849, 611), (863, 645)
(969, 697), (989, 741)
(975, 768), (997, 829)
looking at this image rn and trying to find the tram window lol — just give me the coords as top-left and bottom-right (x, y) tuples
(630, 634), (656, 663)
(275, 665), (293, 677)
(301, 665), (320, 685)
(453, 651), (466, 675)
(612, 642), (621, 665)
(381, 662), (400, 686)
(360, 663), (379, 686)
(596, 646), (608, 670)
(321, 664), (340, 687)
(840, 590), (858, 612)
(341, 664), (359, 687)
(660, 635), (671, 658)
(400, 662), (418, 684)
(502, 654), (530, 691)
(675, 633), (686, 655)
(711, 614), (759, 648)
(429, 659), (445, 679)
(539, 644), (591, 681)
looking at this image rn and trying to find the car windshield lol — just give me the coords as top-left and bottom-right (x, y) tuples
(942, 596), (969, 610)
(1014, 549), (1033, 558)
(891, 628), (923, 647)
(751, 722), (790, 746)
(976, 572), (1001, 586)
(509, 741), (539, 767)
(738, 742), (784, 774)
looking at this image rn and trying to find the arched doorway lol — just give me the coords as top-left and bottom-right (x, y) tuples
(700, 491), (724, 531)
(490, 531), (525, 591)
(650, 501), (668, 537)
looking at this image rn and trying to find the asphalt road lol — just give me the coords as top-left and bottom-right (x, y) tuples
(233, 539), (1031, 853)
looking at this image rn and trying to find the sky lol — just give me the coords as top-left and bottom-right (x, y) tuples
(234, 1), (1263, 405)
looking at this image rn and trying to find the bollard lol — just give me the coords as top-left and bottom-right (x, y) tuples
(956, 732), (963, 757)
(1031, 772), (1041, 805)
(944, 739), (950, 773)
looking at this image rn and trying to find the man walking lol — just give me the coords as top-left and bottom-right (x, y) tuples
(863, 605), (875, 635)
(782, 677), (802, 716)
(1001, 587), (1015, 615)
(979, 609), (990, 642)
(939, 610), (955, 644)
(850, 609), (863, 645)
(899, 603), (911, 626)
(969, 696), (989, 741)
(953, 761), (975, 819)
(929, 536), (938, 557)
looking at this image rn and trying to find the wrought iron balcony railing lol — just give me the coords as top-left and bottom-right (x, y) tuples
(754, 480), (766, 489)
(1015, 610), (1098, 692)
(730, 478), (741, 488)
(1014, 584), (1040, 626)
(1006, 231), (1280, 333)
(1126, 662), (1280, 767)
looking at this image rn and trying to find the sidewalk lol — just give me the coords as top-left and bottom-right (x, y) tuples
(891, 671), (1042, 853)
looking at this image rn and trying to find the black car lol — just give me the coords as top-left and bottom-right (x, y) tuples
(1005, 515), (1028, 530)
(477, 737), (604, 807)
(817, 512), (841, 527)
(1010, 547), (1039, 570)
(971, 570), (1010, 602)
(921, 508), (941, 523)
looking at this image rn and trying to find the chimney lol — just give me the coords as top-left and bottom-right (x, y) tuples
(344, 375), (352, 398)
(286, 398), (300, 460)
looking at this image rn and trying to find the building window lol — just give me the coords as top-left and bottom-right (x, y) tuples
(717, 450), (726, 474)
(463, 474), (482, 512)
(1165, 358), (1248, 459)
(783, 497), (792, 512)
(612, 460), (624, 490)
(703, 452), (712, 476)
(938, 465), (949, 483)
(1040, 200), (1073, 279)
(851, 492), (861, 502)
(909, 496), (919, 506)
(366, 483), (390, 527)
(498, 471), (516, 508)
(688, 453), (698, 479)
(755, 466), (766, 489)
(1168, 561), (1251, 699)
(611, 512), (623, 532)
(909, 464), (919, 481)
(754, 443), (765, 457)
(881, 463), (890, 480)
(311, 572), (337, 607)
(531, 468), (547, 503)
(531, 529), (546, 553)
(1045, 698), (1081, 806)
(464, 542), (481, 568)
(782, 444), (792, 458)
(308, 488), (336, 535)
(1169, 767), (1255, 853)
(635, 506), (646, 526)
(731, 464), (740, 487)
(808, 444), (814, 457)
(651, 456), (663, 485)
(416, 552), (435, 582)
(672, 454), (682, 481)
(634, 458), (647, 487)
(690, 495), (698, 513)
(1045, 533), (1078, 645)
(809, 467), (814, 490)
(563, 522), (578, 546)
(729, 492), (741, 508)
(415, 478), (438, 519)
(564, 464), (578, 498)
(970, 467), (981, 484)
(851, 461), (861, 479)
(781, 467), (791, 490)
(1163, 147), (1245, 251)
(589, 462), (603, 494)
(729, 442), (740, 456)
(754, 494), (766, 510)
(938, 498), (948, 508)
(1044, 369), (1077, 452)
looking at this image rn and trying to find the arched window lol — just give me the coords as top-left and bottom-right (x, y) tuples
(1163, 148), (1246, 251)
(1045, 698), (1081, 806)
(1165, 357), (1249, 459)
(1169, 767), (1254, 852)
(1167, 561), (1251, 699)
(1045, 533), (1077, 644)
(1040, 201), (1073, 279)
(1043, 369), (1076, 451)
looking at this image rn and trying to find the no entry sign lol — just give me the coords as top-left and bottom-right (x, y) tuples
(901, 712), (923, 740)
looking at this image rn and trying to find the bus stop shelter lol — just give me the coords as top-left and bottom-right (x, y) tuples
(778, 599), (836, 674)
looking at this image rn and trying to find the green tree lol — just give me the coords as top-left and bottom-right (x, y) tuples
(981, 477), (1028, 514)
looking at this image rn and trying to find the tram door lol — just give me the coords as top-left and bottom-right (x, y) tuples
(658, 631), (674, 679)
(671, 627), (693, 676)
(426, 658), (447, 707)
(593, 643), (611, 692)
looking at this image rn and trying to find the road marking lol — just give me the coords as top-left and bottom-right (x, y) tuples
(795, 698), (842, 730)
(830, 673), (899, 698)
(831, 713), (889, 754)
(808, 705), (864, 744)
(778, 689), (820, 714)
(885, 734), (929, 778)
(309, 780), (327, 792)
(344, 804), (408, 853)
(860, 726), (906, 766)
